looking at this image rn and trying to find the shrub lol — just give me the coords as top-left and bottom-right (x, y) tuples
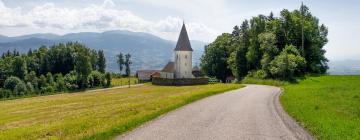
(41, 86), (55, 94)
(88, 71), (104, 87)
(4, 76), (22, 91)
(0, 88), (11, 99)
(247, 70), (267, 79)
(37, 75), (47, 89)
(105, 72), (111, 87)
(14, 81), (27, 96)
(64, 71), (78, 90)
(26, 82), (35, 94)
(46, 72), (55, 86)
(54, 73), (66, 91)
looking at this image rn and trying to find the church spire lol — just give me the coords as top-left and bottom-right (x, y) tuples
(174, 22), (193, 51)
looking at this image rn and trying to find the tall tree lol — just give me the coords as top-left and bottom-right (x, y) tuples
(200, 33), (232, 82)
(116, 53), (125, 75)
(12, 56), (27, 79)
(97, 50), (106, 73)
(124, 54), (131, 76)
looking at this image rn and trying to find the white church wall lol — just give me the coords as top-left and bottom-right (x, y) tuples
(175, 51), (193, 78)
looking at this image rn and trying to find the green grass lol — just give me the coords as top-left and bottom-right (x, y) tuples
(111, 77), (139, 86)
(281, 75), (360, 140)
(0, 83), (241, 140)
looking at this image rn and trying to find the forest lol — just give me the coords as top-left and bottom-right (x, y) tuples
(201, 4), (328, 82)
(0, 42), (111, 99)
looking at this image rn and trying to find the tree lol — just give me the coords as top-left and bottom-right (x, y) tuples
(97, 50), (106, 73)
(258, 32), (278, 77)
(87, 71), (104, 87)
(4, 76), (23, 91)
(75, 46), (92, 89)
(269, 45), (306, 80)
(12, 56), (27, 79)
(105, 72), (111, 87)
(25, 71), (38, 91)
(116, 53), (125, 75)
(200, 33), (232, 82)
(124, 54), (131, 76)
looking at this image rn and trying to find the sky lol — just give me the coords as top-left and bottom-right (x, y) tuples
(0, 0), (359, 61)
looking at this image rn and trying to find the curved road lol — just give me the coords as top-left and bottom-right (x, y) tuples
(117, 85), (313, 140)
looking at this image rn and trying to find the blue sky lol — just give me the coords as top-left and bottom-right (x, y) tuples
(0, 0), (359, 60)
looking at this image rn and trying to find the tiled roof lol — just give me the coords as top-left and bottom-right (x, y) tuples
(136, 70), (160, 80)
(161, 62), (175, 73)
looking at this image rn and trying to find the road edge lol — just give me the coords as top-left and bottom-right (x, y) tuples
(273, 88), (314, 140)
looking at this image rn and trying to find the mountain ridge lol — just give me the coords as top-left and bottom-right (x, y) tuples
(0, 30), (208, 72)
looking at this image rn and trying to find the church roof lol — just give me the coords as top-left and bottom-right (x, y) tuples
(161, 62), (175, 73)
(174, 23), (193, 51)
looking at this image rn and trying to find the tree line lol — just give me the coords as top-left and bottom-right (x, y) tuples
(0, 42), (111, 99)
(201, 4), (328, 82)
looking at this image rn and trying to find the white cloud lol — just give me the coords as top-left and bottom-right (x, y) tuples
(0, 0), (217, 41)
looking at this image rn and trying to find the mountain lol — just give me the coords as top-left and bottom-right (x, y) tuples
(0, 31), (208, 72)
(328, 60), (360, 75)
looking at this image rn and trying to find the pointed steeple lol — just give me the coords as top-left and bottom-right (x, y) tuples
(174, 22), (193, 51)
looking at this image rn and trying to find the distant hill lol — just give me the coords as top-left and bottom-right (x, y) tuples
(0, 31), (208, 72)
(328, 60), (360, 75)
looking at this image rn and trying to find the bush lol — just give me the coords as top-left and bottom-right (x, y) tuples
(88, 71), (104, 88)
(41, 86), (55, 94)
(64, 71), (78, 90)
(0, 88), (11, 99)
(26, 82), (35, 94)
(4, 76), (22, 91)
(46, 72), (55, 86)
(14, 81), (27, 96)
(54, 73), (66, 91)
(105, 72), (111, 87)
(247, 70), (267, 79)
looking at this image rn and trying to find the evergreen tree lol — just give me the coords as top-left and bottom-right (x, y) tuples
(125, 54), (132, 76)
(97, 50), (106, 73)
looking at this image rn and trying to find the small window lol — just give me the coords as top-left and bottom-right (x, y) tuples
(185, 55), (187, 59)
(185, 63), (187, 66)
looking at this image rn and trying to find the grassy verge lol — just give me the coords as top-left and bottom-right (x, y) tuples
(281, 75), (360, 139)
(240, 77), (289, 86)
(0, 84), (241, 140)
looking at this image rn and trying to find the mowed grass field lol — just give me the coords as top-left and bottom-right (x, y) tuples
(0, 83), (241, 140)
(281, 75), (360, 139)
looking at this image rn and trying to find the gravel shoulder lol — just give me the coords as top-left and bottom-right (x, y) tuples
(117, 85), (313, 140)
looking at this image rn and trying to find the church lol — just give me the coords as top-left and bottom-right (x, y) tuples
(159, 23), (194, 79)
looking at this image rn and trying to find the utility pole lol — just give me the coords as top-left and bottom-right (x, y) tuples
(301, 2), (305, 57)
(301, 2), (306, 73)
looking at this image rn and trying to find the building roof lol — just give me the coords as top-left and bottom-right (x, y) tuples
(161, 62), (175, 73)
(174, 23), (193, 51)
(136, 70), (160, 80)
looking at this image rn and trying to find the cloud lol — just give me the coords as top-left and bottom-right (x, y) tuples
(0, 0), (217, 41)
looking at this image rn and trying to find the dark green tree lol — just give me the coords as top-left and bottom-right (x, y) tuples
(200, 33), (232, 82)
(124, 54), (131, 76)
(116, 53), (125, 75)
(97, 50), (106, 73)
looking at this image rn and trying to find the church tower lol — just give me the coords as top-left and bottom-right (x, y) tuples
(174, 23), (193, 78)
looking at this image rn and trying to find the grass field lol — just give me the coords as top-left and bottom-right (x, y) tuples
(111, 77), (139, 86)
(0, 83), (241, 140)
(281, 75), (360, 140)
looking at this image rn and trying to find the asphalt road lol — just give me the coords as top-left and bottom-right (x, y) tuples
(117, 85), (313, 140)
